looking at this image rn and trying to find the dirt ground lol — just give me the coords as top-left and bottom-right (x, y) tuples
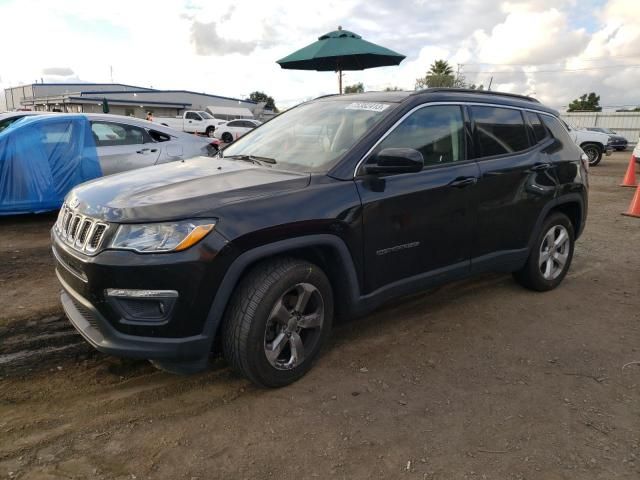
(1, 152), (639, 480)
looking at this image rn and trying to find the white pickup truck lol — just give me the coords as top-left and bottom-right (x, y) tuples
(561, 119), (613, 166)
(155, 110), (226, 138)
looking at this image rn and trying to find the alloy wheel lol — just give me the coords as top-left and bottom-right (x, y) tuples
(263, 283), (324, 370)
(583, 146), (598, 164)
(539, 225), (570, 280)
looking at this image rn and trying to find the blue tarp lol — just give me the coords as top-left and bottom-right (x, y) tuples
(0, 115), (101, 215)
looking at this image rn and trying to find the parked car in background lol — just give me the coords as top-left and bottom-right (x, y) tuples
(0, 114), (216, 215)
(561, 120), (612, 166)
(214, 118), (262, 143)
(0, 111), (46, 132)
(634, 136), (640, 162)
(586, 127), (628, 151)
(154, 110), (226, 137)
(53, 89), (588, 387)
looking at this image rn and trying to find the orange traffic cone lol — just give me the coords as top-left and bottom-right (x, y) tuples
(622, 184), (640, 218)
(620, 155), (637, 187)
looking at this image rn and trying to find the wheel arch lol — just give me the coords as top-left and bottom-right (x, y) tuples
(579, 141), (604, 151)
(203, 235), (361, 349)
(528, 194), (585, 252)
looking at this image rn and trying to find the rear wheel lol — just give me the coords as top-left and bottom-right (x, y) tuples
(513, 212), (575, 291)
(222, 132), (233, 143)
(222, 258), (333, 388)
(582, 143), (602, 166)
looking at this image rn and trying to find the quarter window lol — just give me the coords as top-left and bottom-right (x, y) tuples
(375, 105), (465, 167)
(541, 115), (573, 143)
(525, 111), (549, 143)
(471, 106), (529, 157)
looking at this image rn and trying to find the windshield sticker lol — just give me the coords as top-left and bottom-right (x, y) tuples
(345, 102), (390, 112)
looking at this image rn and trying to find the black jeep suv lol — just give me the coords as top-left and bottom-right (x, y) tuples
(52, 89), (588, 387)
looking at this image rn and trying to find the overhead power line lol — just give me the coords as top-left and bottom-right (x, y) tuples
(463, 64), (640, 74)
(462, 53), (640, 67)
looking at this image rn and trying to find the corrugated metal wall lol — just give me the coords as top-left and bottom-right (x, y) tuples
(561, 112), (640, 145)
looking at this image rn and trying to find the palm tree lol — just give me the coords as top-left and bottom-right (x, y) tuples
(428, 60), (454, 77)
(415, 59), (455, 90)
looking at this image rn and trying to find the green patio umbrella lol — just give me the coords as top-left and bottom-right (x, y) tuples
(277, 26), (406, 94)
(101, 97), (110, 114)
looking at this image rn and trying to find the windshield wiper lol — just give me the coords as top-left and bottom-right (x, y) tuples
(224, 154), (277, 165)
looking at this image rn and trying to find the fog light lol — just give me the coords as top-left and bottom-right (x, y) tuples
(105, 289), (178, 325)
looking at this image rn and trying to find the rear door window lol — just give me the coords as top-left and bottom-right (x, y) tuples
(91, 122), (150, 147)
(471, 106), (530, 157)
(375, 104), (465, 168)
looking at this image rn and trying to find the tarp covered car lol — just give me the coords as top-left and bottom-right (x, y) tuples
(0, 115), (101, 215)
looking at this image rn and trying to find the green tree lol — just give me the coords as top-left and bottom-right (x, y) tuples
(415, 59), (457, 89)
(249, 91), (278, 112)
(344, 82), (365, 94)
(415, 62), (485, 90)
(567, 92), (602, 112)
(384, 86), (401, 91)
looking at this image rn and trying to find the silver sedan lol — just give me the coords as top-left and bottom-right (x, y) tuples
(85, 114), (216, 175)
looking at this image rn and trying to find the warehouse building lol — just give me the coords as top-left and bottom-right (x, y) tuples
(3, 83), (274, 120)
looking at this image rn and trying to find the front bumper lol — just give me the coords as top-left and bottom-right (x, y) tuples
(58, 271), (210, 360)
(52, 228), (233, 361)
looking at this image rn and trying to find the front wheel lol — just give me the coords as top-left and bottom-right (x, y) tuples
(221, 132), (233, 143)
(222, 258), (333, 388)
(582, 143), (602, 166)
(513, 212), (575, 291)
(206, 126), (215, 138)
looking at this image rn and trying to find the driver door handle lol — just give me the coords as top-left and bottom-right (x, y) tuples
(136, 148), (158, 154)
(449, 176), (478, 188)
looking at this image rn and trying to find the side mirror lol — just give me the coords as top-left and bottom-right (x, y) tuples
(364, 148), (424, 175)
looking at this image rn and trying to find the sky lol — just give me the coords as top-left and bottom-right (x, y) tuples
(1, 0), (639, 111)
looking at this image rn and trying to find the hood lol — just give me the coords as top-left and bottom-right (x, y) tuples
(68, 157), (310, 222)
(578, 128), (610, 142)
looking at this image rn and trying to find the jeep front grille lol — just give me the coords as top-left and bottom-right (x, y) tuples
(55, 205), (110, 254)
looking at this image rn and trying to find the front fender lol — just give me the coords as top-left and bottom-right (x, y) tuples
(201, 234), (361, 347)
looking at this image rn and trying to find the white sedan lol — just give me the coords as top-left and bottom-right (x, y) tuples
(214, 119), (261, 143)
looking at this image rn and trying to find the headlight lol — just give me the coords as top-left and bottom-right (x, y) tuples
(110, 219), (216, 253)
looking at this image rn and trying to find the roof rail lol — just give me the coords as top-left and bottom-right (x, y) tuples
(415, 87), (540, 103)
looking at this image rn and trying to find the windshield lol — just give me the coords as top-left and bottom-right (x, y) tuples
(222, 99), (394, 172)
(199, 111), (213, 119)
(0, 116), (26, 133)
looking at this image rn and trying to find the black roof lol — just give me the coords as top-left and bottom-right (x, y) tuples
(315, 88), (557, 115)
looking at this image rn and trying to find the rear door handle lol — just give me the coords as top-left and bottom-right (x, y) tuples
(531, 162), (552, 171)
(449, 176), (478, 188)
(136, 148), (158, 154)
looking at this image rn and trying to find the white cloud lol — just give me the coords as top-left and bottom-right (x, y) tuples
(1, 0), (639, 112)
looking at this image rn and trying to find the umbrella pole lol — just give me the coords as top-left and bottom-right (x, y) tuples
(338, 70), (342, 94)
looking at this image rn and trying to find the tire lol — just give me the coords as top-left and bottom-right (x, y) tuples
(513, 212), (575, 292)
(581, 143), (602, 166)
(206, 126), (215, 138)
(222, 257), (333, 388)
(222, 132), (233, 143)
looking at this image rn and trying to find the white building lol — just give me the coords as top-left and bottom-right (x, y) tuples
(3, 83), (275, 121)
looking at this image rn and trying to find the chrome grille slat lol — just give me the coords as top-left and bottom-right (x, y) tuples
(76, 219), (93, 248)
(69, 216), (81, 240)
(55, 203), (110, 255)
